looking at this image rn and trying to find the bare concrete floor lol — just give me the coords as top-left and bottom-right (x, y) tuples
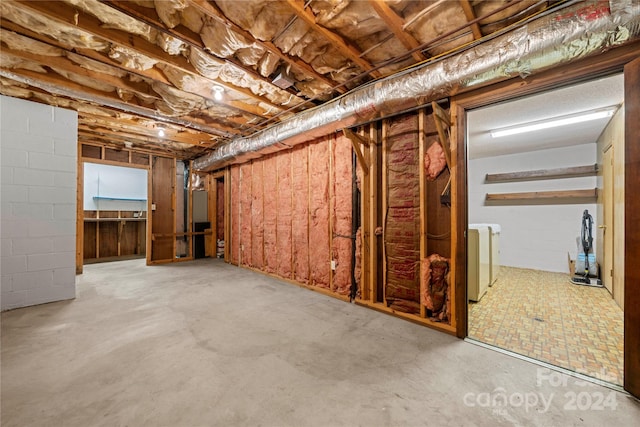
(2, 259), (639, 427)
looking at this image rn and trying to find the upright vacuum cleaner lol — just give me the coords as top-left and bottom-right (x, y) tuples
(571, 209), (603, 287)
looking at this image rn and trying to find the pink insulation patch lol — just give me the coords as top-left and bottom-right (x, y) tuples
(262, 155), (278, 274)
(332, 134), (352, 295)
(385, 114), (421, 313)
(424, 140), (447, 181)
(239, 163), (252, 266)
(291, 145), (309, 283)
(230, 166), (240, 264)
(309, 140), (331, 289)
(251, 161), (264, 269)
(276, 151), (292, 279)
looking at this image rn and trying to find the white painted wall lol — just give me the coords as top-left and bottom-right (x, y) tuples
(83, 162), (147, 212)
(468, 144), (598, 273)
(1, 96), (77, 310)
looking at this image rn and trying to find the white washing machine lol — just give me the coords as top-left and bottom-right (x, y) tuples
(468, 225), (490, 302)
(470, 223), (501, 286)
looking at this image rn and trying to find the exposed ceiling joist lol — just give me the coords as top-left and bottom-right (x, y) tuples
(0, 68), (234, 137)
(0, 0), (592, 159)
(79, 115), (212, 146)
(9, 0), (286, 112)
(368, 0), (427, 62)
(1, 47), (161, 103)
(0, 25), (275, 122)
(99, 0), (307, 104)
(187, 0), (345, 95)
(459, 0), (484, 40)
(78, 131), (197, 158)
(284, 0), (381, 78)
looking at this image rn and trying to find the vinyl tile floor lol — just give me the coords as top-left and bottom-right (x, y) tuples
(468, 266), (624, 385)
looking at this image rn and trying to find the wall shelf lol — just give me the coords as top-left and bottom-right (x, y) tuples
(486, 188), (597, 201)
(93, 196), (147, 202)
(485, 164), (598, 182)
(84, 218), (146, 222)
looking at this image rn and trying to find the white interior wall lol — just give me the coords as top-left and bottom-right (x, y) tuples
(1, 96), (77, 310)
(83, 163), (147, 212)
(468, 144), (598, 273)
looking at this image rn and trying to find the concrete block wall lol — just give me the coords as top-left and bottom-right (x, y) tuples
(1, 95), (77, 310)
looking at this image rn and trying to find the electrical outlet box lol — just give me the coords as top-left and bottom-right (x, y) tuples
(331, 260), (336, 270)
(151, 203), (157, 211)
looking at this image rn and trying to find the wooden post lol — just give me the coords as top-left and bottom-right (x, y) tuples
(307, 144), (311, 285)
(329, 135), (335, 292)
(381, 119), (388, 306)
(369, 124), (379, 304)
(451, 102), (464, 336)
(290, 150), (294, 279)
(146, 158), (152, 265)
(419, 109), (427, 318)
(224, 167), (231, 262)
(76, 143), (84, 274)
(360, 126), (370, 301)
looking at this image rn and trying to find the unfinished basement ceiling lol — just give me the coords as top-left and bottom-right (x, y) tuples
(467, 73), (624, 159)
(0, 0), (569, 159)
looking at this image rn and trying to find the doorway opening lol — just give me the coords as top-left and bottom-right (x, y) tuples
(466, 74), (624, 385)
(82, 162), (148, 264)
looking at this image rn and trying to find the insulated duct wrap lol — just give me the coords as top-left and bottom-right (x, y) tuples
(194, 2), (640, 171)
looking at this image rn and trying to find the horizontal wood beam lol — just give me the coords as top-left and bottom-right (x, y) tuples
(486, 164), (599, 182)
(486, 188), (598, 201)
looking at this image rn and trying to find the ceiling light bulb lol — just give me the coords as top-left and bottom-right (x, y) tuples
(158, 128), (165, 137)
(213, 85), (224, 101)
(490, 106), (618, 138)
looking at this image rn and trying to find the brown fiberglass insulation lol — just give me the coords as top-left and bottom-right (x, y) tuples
(385, 114), (421, 314)
(420, 254), (450, 323)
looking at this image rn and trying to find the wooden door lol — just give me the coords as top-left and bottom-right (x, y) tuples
(624, 56), (640, 399)
(149, 156), (175, 262)
(601, 146), (613, 293)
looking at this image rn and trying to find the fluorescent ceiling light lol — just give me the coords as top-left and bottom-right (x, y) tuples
(490, 106), (618, 138)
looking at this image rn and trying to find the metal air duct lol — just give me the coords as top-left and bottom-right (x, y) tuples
(194, 1), (640, 171)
